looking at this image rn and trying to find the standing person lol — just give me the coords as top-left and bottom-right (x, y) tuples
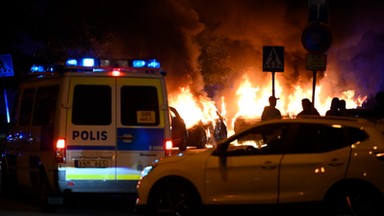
(326, 97), (342, 116)
(374, 91), (384, 118)
(297, 98), (320, 117)
(339, 99), (348, 116)
(261, 96), (282, 121)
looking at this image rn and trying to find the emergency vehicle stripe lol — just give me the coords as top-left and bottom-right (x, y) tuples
(116, 174), (141, 180)
(117, 128), (164, 150)
(66, 174), (115, 180)
(65, 174), (141, 180)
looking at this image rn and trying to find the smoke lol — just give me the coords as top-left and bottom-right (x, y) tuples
(104, 0), (384, 108)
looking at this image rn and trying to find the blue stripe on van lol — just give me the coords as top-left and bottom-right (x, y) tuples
(117, 128), (164, 150)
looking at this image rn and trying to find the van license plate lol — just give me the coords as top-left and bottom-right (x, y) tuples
(75, 160), (108, 168)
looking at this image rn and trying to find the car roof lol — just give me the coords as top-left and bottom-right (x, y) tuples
(235, 115), (383, 134)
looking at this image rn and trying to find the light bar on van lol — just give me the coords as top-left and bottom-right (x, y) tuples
(30, 64), (56, 73)
(66, 58), (98, 67)
(29, 57), (162, 74)
(66, 57), (160, 68)
(130, 59), (160, 68)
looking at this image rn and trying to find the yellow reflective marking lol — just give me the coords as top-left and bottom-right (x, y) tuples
(66, 174), (115, 180)
(116, 174), (141, 180)
(66, 174), (141, 180)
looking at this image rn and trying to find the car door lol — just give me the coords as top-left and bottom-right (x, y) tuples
(204, 123), (289, 204)
(278, 123), (351, 203)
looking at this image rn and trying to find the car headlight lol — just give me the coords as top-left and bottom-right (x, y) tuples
(141, 165), (156, 178)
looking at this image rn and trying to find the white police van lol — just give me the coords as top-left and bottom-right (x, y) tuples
(0, 57), (173, 211)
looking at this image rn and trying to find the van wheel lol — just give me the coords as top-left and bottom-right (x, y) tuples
(147, 181), (202, 216)
(39, 171), (57, 213)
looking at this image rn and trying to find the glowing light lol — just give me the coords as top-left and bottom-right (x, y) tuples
(168, 69), (366, 134)
(111, 70), (121, 76)
(82, 58), (95, 66)
(331, 124), (342, 128)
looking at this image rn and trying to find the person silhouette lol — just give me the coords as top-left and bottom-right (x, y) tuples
(326, 97), (342, 116)
(297, 98), (320, 117)
(374, 91), (384, 118)
(339, 99), (348, 116)
(261, 96), (282, 121)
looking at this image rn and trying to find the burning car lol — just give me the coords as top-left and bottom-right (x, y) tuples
(170, 106), (227, 150)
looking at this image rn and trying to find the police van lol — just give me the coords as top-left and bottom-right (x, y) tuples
(1, 57), (173, 210)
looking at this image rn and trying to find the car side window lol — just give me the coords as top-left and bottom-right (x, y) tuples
(290, 123), (344, 154)
(226, 123), (289, 156)
(346, 127), (368, 145)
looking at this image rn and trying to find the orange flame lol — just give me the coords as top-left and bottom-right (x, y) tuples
(169, 86), (219, 129)
(169, 72), (366, 137)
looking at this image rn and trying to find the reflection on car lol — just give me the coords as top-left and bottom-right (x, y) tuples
(137, 116), (384, 215)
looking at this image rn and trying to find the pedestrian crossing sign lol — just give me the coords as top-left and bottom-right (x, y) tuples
(0, 54), (14, 77)
(263, 46), (284, 72)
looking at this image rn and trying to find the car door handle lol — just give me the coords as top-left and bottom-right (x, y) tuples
(327, 158), (344, 167)
(118, 134), (134, 143)
(261, 161), (278, 170)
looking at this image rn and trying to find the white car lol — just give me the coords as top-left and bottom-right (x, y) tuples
(136, 116), (384, 215)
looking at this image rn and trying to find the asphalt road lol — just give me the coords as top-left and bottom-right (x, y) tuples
(0, 191), (141, 216)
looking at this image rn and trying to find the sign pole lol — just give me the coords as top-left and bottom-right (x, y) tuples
(312, 70), (317, 107)
(272, 71), (276, 97)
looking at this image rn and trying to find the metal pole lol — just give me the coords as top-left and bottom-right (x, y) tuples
(312, 70), (317, 107)
(272, 71), (276, 97)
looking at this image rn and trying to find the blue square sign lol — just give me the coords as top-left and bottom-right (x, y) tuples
(263, 46), (284, 72)
(0, 54), (14, 77)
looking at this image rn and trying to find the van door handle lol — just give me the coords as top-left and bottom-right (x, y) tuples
(118, 134), (134, 143)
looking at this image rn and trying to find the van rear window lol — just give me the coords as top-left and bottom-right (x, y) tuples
(72, 85), (112, 125)
(121, 86), (160, 126)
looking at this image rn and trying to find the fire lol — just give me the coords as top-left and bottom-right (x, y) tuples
(169, 73), (367, 138)
(168, 86), (219, 129)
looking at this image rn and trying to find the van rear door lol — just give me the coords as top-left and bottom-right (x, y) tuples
(116, 77), (166, 180)
(65, 77), (117, 182)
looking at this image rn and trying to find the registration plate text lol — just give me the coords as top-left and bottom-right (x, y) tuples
(75, 160), (109, 168)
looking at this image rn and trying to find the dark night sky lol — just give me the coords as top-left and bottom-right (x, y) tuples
(1, 0), (384, 112)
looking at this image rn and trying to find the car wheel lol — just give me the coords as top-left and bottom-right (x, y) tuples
(179, 131), (188, 151)
(193, 127), (207, 149)
(147, 181), (202, 216)
(324, 185), (382, 215)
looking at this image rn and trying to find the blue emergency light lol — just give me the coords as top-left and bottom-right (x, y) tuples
(30, 65), (56, 73)
(30, 57), (161, 74)
(66, 57), (160, 68)
(66, 58), (98, 67)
